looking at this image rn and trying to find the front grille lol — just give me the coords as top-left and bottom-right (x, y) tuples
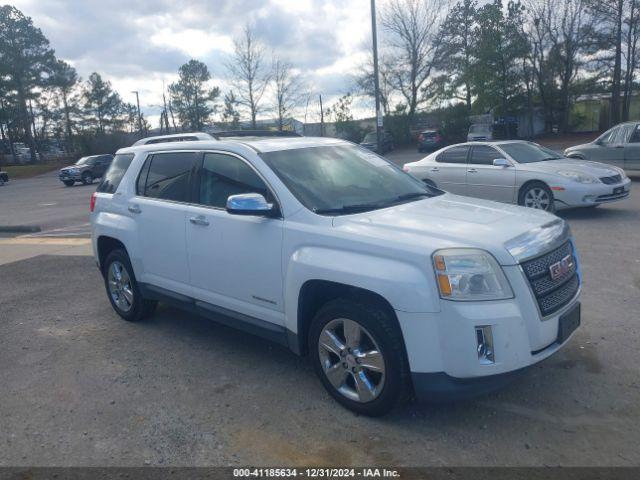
(600, 174), (622, 184)
(521, 242), (579, 316)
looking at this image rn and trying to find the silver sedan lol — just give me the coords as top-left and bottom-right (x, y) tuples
(403, 141), (631, 212)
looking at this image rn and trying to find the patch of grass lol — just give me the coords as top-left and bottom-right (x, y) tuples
(2, 164), (61, 179)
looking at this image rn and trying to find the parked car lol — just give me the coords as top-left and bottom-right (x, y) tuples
(360, 131), (394, 154)
(403, 141), (631, 212)
(59, 154), (114, 186)
(564, 121), (640, 172)
(417, 129), (444, 152)
(91, 136), (581, 416)
(467, 124), (493, 142)
(0, 170), (8, 184)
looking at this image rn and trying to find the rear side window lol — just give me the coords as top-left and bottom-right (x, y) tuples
(436, 145), (469, 164)
(198, 153), (270, 208)
(97, 153), (134, 193)
(630, 125), (640, 143)
(137, 152), (197, 202)
(469, 145), (501, 165)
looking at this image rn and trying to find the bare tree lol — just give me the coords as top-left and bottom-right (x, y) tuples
(526, 0), (593, 133)
(622, 0), (639, 120)
(226, 25), (270, 129)
(354, 54), (394, 116)
(271, 58), (304, 131)
(381, 0), (446, 126)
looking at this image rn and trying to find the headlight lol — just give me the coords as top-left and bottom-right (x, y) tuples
(556, 171), (598, 184)
(614, 167), (628, 180)
(432, 249), (513, 301)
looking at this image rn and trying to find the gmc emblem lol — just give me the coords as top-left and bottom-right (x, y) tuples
(549, 255), (573, 281)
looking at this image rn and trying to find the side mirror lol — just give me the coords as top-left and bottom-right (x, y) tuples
(226, 193), (276, 217)
(493, 158), (511, 167)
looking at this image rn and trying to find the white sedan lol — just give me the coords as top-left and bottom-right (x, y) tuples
(403, 140), (631, 212)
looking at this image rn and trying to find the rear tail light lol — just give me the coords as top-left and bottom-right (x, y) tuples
(90, 192), (97, 212)
(418, 134), (425, 142)
(435, 134), (442, 142)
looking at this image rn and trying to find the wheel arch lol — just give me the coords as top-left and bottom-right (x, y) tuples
(97, 235), (128, 272)
(295, 279), (400, 356)
(518, 179), (553, 204)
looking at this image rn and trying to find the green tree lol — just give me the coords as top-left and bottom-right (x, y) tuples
(221, 91), (240, 128)
(472, 1), (530, 117)
(169, 59), (220, 131)
(330, 93), (364, 142)
(435, 0), (479, 111)
(51, 60), (79, 144)
(0, 5), (57, 161)
(82, 72), (123, 133)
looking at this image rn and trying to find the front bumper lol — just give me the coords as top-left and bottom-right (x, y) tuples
(59, 171), (82, 181)
(553, 178), (631, 209)
(397, 263), (581, 400)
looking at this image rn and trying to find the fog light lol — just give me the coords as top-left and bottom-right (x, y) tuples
(476, 326), (495, 365)
(583, 195), (596, 202)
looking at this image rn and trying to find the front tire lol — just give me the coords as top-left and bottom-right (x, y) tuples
(63, 180), (75, 187)
(519, 182), (555, 213)
(309, 298), (410, 416)
(103, 249), (157, 322)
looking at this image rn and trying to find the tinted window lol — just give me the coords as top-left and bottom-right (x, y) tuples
(97, 153), (134, 194)
(436, 146), (469, 164)
(470, 145), (501, 165)
(139, 152), (197, 202)
(198, 153), (270, 208)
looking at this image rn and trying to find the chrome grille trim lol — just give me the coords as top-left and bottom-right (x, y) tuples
(520, 241), (580, 316)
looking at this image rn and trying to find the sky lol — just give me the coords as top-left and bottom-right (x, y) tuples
(11, 0), (379, 126)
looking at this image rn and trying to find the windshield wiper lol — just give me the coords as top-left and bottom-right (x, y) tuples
(394, 192), (432, 201)
(314, 203), (387, 215)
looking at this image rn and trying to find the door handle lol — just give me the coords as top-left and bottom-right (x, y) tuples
(430, 167), (439, 172)
(189, 215), (210, 226)
(128, 205), (141, 214)
(467, 168), (478, 173)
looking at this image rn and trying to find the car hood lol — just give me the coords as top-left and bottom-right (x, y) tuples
(564, 143), (591, 153)
(331, 194), (563, 265)
(60, 164), (88, 171)
(520, 158), (620, 177)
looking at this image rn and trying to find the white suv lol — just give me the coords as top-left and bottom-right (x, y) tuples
(91, 135), (582, 416)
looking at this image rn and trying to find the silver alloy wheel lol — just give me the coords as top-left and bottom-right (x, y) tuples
(107, 261), (134, 312)
(523, 187), (551, 210)
(318, 318), (386, 403)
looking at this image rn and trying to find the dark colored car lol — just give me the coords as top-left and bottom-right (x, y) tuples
(360, 131), (394, 154)
(59, 154), (114, 187)
(417, 130), (444, 152)
(0, 170), (8, 185)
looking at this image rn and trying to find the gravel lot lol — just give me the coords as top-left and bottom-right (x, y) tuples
(0, 155), (639, 467)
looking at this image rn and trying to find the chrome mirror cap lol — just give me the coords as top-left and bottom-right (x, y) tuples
(493, 158), (511, 167)
(226, 193), (274, 216)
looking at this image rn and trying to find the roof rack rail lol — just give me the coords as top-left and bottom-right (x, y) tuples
(212, 130), (302, 139)
(132, 132), (214, 146)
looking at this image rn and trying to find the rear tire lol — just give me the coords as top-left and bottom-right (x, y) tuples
(103, 249), (157, 322)
(63, 180), (75, 187)
(309, 298), (410, 416)
(519, 181), (555, 213)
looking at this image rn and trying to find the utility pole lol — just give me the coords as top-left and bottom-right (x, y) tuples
(370, 0), (383, 155)
(319, 94), (324, 137)
(132, 91), (143, 136)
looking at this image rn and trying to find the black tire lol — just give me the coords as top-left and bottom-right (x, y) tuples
(103, 249), (157, 322)
(63, 180), (75, 187)
(309, 298), (410, 416)
(81, 172), (93, 185)
(518, 181), (556, 213)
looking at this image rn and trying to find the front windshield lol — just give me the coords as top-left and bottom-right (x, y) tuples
(499, 142), (564, 163)
(260, 145), (437, 215)
(469, 125), (490, 133)
(75, 157), (90, 165)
